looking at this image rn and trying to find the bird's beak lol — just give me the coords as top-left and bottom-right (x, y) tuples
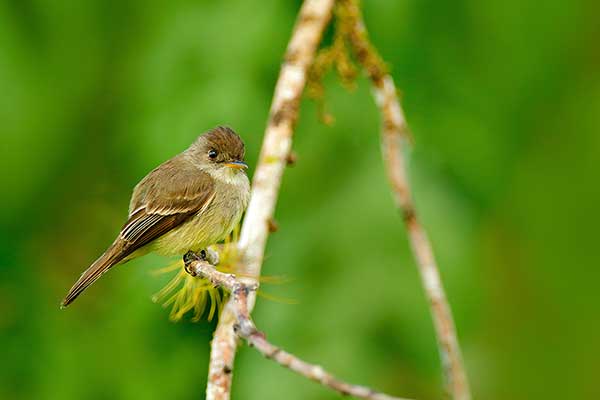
(224, 160), (248, 170)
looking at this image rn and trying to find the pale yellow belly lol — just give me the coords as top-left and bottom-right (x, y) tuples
(152, 211), (236, 255)
(150, 180), (248, 256)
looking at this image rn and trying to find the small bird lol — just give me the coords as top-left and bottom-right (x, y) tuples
(61, 126), (250, 307)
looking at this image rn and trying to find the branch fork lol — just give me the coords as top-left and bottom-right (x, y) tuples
(184, 254), (412, 400)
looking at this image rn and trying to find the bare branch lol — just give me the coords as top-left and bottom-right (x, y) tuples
(205, 1), (335, 399)
(339, 1), (472, 399)
(188, 259), (413, 400)
(204, 1), (470, 399)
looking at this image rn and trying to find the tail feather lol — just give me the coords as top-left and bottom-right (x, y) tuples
(61, 241), (126, 307)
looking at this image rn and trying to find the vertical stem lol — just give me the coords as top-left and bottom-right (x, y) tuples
(375, 76), (471, 400)
(338, 1), (471, 398)
(205, 1), (335, 399)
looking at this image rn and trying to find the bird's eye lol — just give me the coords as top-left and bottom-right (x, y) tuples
(208, 150), (218, 159)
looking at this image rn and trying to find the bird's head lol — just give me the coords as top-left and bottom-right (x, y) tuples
(190, 126), (248, 175)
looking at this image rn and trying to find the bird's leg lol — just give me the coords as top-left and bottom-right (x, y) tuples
(183, 250), (203, 264)
(183, 250), (204, 276)
(183, 249), (219, 276)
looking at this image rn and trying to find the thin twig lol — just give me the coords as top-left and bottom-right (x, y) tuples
(205, 1), (336, 399)
(188, 259), (413, 400)
(339, 1), (471, 399)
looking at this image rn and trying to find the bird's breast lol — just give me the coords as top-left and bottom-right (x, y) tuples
(153, 172), (250, 256)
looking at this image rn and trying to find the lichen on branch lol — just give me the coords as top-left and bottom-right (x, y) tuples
(306, 0), (388, 124)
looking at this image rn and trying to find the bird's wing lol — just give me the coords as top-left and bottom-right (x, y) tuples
(121, 160), (216, 255)
(61, 161), (215, 307)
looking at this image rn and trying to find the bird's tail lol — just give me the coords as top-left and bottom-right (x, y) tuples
(61, 240), (126, 308)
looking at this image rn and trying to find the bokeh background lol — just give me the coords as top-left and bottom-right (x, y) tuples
(1, 0), (598, 399)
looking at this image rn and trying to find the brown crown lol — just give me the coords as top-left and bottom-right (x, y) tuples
(202, 126), (245, 161)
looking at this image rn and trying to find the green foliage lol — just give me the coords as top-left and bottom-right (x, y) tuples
(1, 0), (599, 399)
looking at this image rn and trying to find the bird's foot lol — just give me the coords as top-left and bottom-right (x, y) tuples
(183, 250), (205, 276)
(183, 249), (219, 276)
(183, 249), (204, 264)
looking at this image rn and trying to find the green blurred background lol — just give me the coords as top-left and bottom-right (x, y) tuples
(1, 0), (598, 399)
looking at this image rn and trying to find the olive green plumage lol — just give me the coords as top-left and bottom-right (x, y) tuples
(61, 127), (250, 307)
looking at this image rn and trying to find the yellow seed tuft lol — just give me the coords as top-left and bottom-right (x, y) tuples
(152, 224), (297, 322)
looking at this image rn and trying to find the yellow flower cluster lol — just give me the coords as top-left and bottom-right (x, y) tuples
(152, 227), (241, 322)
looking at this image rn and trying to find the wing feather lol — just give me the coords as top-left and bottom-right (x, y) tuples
(119, 158), (215, 255)
(61, 159), (215, 307)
